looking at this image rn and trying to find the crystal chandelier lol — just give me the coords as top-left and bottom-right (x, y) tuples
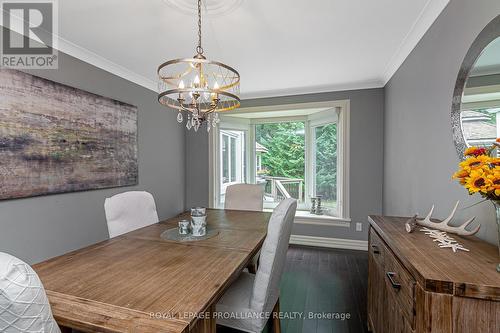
(157, 0), (240, 132)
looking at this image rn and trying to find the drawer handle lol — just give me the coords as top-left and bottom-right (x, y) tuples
(386, 272), (401, 290)
(371, 244), (380, 254)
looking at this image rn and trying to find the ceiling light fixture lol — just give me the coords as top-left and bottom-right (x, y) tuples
(157, 0), (240, 132)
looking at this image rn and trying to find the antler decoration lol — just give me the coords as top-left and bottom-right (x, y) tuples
(416, 201), (480, 236)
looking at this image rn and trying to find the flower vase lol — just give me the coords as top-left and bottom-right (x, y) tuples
(493, 201), (500, 273)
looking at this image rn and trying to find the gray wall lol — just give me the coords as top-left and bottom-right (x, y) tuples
(185, 130), (210, 209)
(0, 47), (185, 264)
(384, 0), (500, 244)
(186, 89), (384, 241)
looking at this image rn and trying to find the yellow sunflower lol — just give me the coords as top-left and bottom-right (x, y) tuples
(452, 168), (469, 184)
(459, 155), (491, 172)
(465, 170), (491, 194)
(487, 168), (500, 197)
(489, 157), (500, 168)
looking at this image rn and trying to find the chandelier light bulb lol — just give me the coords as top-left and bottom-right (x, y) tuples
(211, 82), (219, 100)
(193, 75), (200, 87)
(178, 80), (185, 89)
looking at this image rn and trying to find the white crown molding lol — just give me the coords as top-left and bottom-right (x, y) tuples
(381, 0), (450, 85)
(55, 35), (158, 91)
(0, 21), (158, 92)
(240, 79), (385, 100)
(290, 234), (368, 251)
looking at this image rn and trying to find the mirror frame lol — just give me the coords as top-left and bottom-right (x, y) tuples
(452, 14), (500, 160)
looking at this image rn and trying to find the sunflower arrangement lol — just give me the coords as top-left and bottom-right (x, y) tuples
(453, 139), (500, 200)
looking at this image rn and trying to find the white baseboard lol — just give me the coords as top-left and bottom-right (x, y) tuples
(289, 234), (368, 251)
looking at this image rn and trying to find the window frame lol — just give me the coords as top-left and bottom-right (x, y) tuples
(211, 119), (251, 208)
(309, 113), (339, 216)
(208, 100), (350, 221)
(219, 130), (243, 187)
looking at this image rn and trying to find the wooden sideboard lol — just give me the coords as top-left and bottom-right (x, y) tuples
(367, 216), (499, 333)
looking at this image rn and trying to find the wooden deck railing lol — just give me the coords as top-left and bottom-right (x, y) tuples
(262, 176), (304, 203)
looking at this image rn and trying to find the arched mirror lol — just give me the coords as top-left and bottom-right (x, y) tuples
(452, 15), (500, 159)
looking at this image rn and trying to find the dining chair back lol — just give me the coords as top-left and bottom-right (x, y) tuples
(216, 198), (297, 333)
(0, 252), (61, 333)
(104, 191), (159, 238)
(224, 184), (264, 211)
(225, 183), (265, 273)
(251, 198), (296, 314)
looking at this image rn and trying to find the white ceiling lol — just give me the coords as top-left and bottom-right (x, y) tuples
(45, 0), (449, 98)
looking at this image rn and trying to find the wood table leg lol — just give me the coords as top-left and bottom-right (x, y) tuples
(247, 262), (257, 274)
(191, 305), (216, 333)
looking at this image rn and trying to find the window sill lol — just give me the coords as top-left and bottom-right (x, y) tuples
(263, 209), (351, 227)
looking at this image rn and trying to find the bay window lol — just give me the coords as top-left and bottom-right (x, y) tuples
(209, 100), (350, 220)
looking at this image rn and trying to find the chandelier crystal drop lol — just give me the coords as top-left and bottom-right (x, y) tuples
(157, 0), (240, 131)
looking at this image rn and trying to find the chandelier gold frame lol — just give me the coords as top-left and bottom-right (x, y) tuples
(157, 56), (240, 113)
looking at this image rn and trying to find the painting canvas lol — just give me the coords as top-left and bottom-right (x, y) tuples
(0, 69), (138, 200)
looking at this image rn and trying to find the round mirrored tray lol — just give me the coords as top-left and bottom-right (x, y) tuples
(160, 227), (219, 242)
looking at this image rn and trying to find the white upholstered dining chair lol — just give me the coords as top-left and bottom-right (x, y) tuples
(224, 183), (265, 273)
(224, 184), (264, 212)
(0, 252), (61, 333)
(217, 198), (297, 333)
(104, 191), (159, 238)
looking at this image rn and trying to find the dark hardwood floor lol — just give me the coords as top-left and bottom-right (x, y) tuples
(218, 245), (369, 333)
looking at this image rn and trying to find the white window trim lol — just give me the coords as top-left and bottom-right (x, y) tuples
(309, 114), (338, 216)
(219, 130), (244, 188)
(208, 100), (350, 223)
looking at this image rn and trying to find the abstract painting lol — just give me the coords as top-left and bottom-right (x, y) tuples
(0, 69), (138, 200)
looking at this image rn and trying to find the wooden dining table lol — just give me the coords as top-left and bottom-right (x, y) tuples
(33, 209), (271, 333)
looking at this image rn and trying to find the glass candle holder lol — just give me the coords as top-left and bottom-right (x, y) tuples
(191, 206), (206, 216)
(192, 224), (206, 237)
(191, 215), (206, 226)
(178, 220), (190, 235)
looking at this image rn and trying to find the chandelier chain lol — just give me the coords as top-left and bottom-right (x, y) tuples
(196, 0), (203, 55)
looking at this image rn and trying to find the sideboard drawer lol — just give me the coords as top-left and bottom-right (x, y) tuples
(383, 244), (416, 328)
(369, 228), (385, 267)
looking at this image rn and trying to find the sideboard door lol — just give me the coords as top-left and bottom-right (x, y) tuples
(367, 228), (386, 332)
(368, 227), (414, 333)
